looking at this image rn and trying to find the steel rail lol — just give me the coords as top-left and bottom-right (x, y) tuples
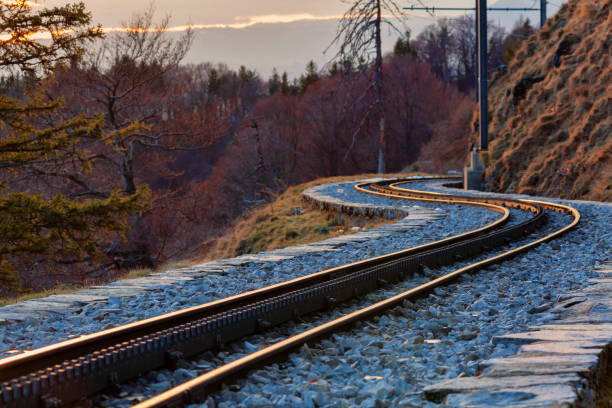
(131, 181), (579, 408)
(359, 180), (563, 214)
(0, 177), (521, 408)
(0, 177), (554, 408)
(0, 182), (506, 367)
(0, 180), (504, 379)
(387, 180), (578, 215)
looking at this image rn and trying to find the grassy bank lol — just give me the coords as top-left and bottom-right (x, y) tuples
(204, 173), (418, 261)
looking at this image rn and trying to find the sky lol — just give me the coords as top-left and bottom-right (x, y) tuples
(37, 0), (562, 79)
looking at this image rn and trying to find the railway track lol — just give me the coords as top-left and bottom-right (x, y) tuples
(0, 177), (580, 408)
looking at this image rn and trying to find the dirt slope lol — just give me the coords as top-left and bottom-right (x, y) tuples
(483, 0), (611, 200)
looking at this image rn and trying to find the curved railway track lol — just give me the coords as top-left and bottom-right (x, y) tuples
(0, 177), (580, 408)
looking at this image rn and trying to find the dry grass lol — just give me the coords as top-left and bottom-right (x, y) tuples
(419, 0), (611, 201)
(118, 260), (193, 280)
(203, 172), (423, 261)
(481, 0), (611, 201)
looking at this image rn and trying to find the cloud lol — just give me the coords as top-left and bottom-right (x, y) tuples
(1, 12), (404, 41)
(234, 13), (341, 26)
(100, 13), (343, 33)
(0, 12), (343, 41)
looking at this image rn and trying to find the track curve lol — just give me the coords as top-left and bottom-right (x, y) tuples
(130, 179), (579, 408)
(0, 177), (580, 408)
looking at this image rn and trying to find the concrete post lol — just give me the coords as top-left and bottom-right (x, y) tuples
(464, 150), (485, 190)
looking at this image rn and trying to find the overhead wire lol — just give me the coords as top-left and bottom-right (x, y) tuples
(416, 0), (436, 17)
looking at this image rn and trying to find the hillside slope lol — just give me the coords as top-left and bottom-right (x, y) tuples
(203, 174), (417, 261)
(483, 0), (611, 200)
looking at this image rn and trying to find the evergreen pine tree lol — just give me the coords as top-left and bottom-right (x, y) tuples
(393, 30), (416, 58)
(280, 71), (291, 95)
(0, 1), (150, 291)
(269, 67), (281, 94)
(299, 60), (319, 94)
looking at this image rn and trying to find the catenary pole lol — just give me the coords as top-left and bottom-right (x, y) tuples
(541, 0), (547, 27)
(478, 0), (488, 150)
(474, 0), (479, 102)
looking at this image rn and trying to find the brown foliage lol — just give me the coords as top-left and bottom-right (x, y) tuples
(200, 56), (469, 241)
(416, 97), (475, 173)
(3, 4), (475, 291)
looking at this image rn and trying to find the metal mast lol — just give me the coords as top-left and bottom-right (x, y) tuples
(477, 0), (488, 150)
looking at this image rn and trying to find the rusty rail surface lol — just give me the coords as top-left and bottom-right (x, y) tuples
(0, 177), (578, 408)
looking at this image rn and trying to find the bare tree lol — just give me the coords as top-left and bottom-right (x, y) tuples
(71, 4), (194, 195)
(328, 0), (404, 173)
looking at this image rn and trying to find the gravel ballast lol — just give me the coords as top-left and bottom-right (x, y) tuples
(0, 179), (493, 355)
(101, 180), (609, 408)
(1, 179), (610, 408)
